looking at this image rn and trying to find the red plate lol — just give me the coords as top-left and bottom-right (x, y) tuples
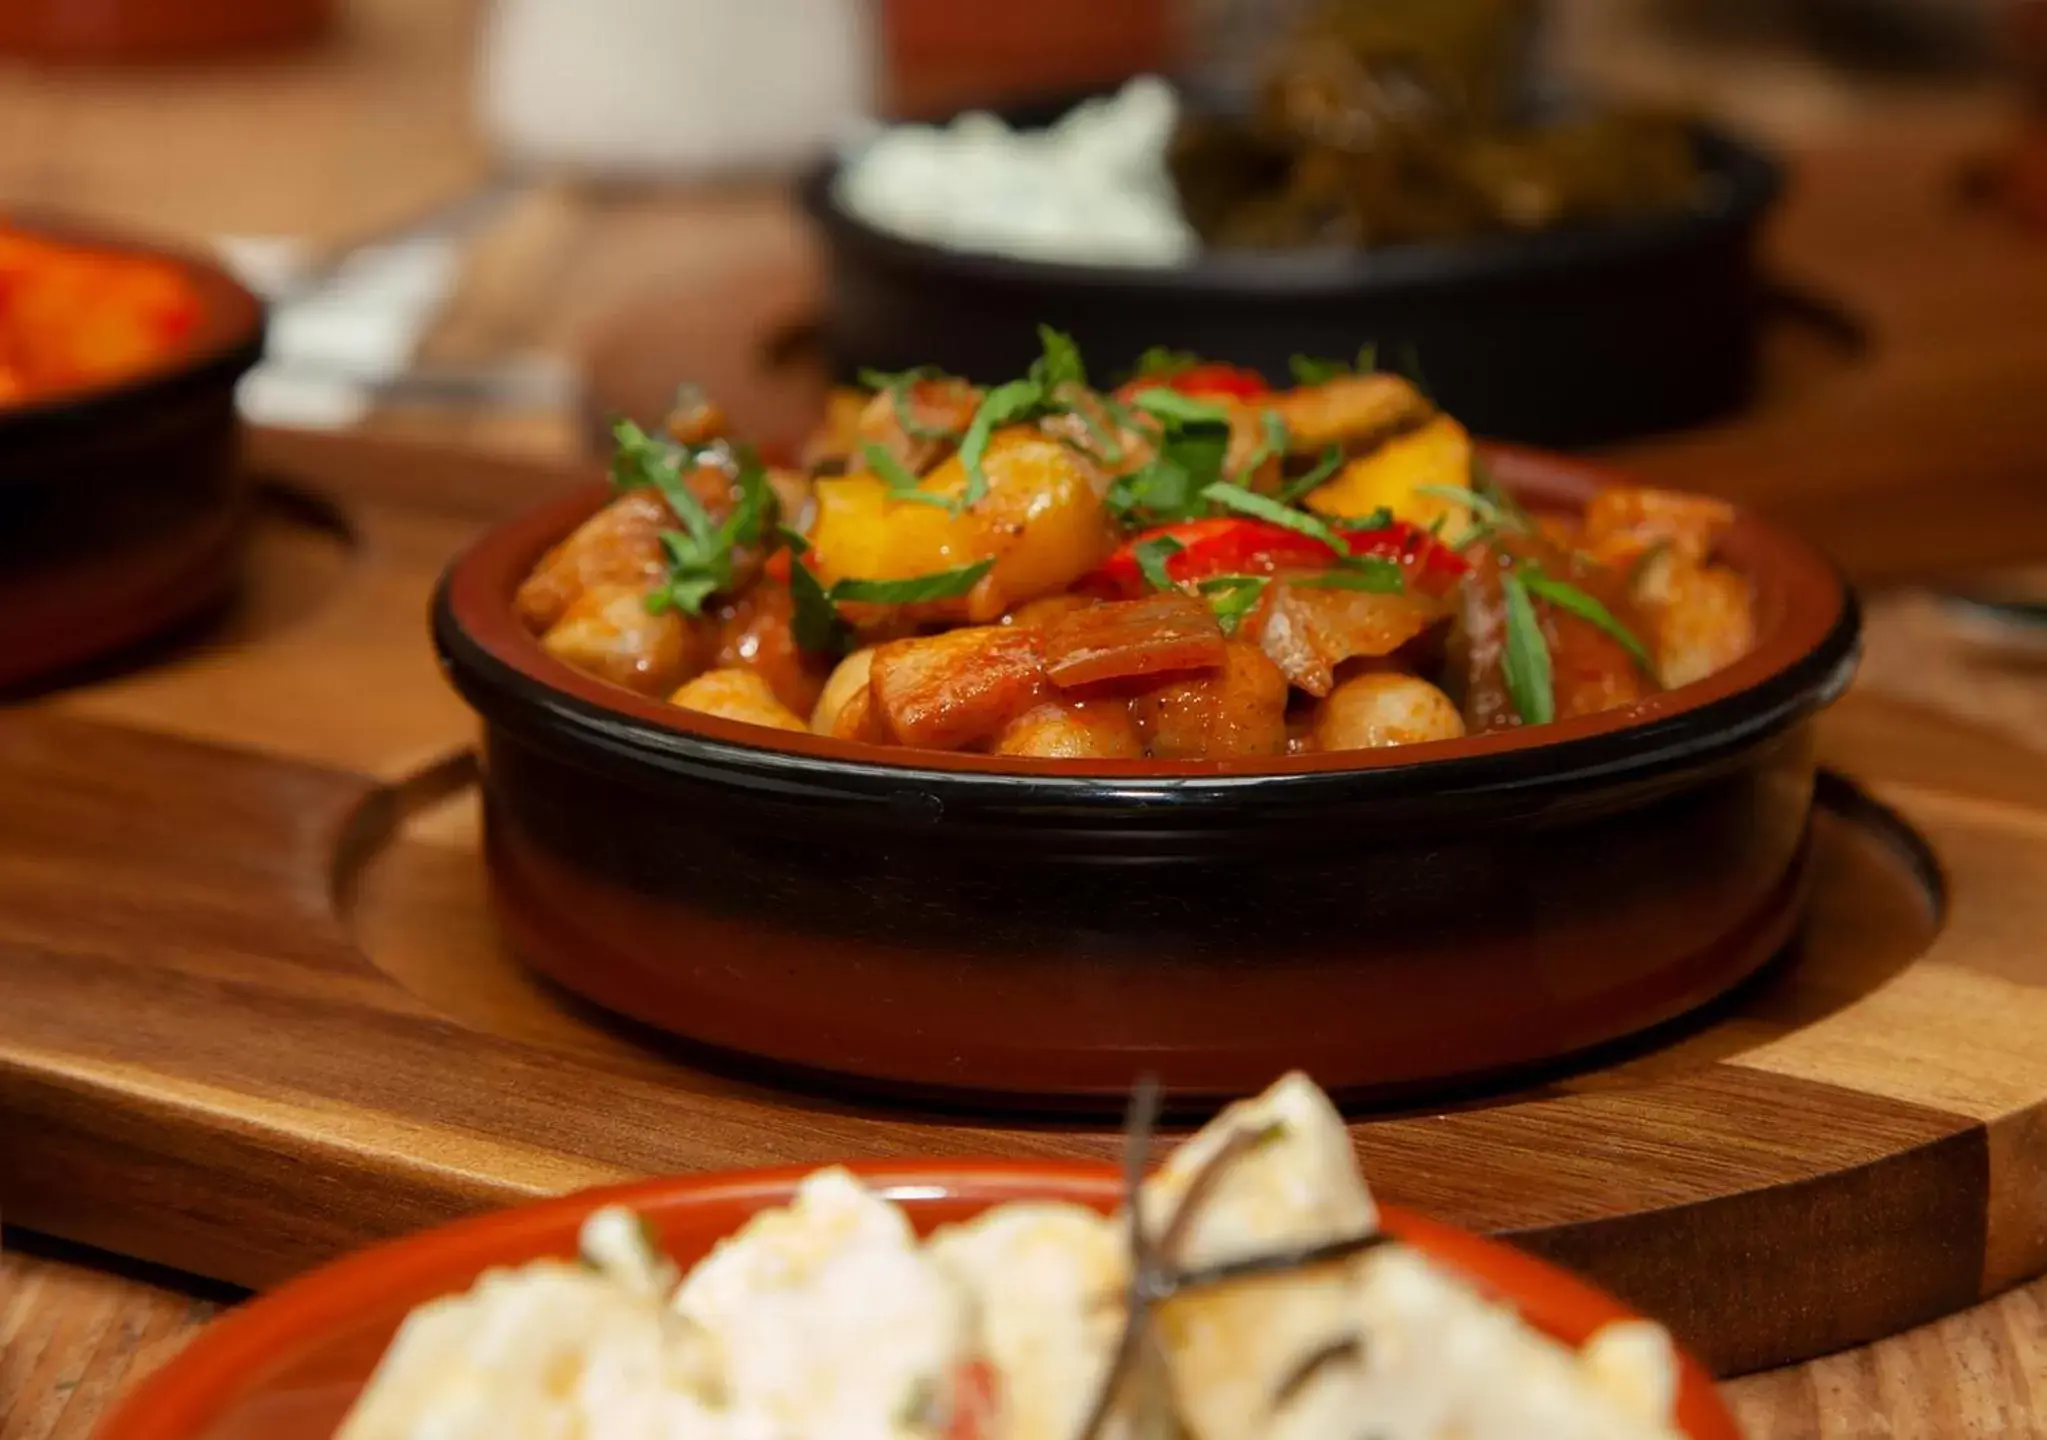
(97, 1161), (1740, 1439)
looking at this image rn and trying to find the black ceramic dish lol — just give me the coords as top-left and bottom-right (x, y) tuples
(0, 217), (266, 690)
(801, 104), (1782, 448)
(433, 446), (1859, 1110)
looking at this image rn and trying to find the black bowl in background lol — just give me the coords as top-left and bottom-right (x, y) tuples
(800, 107), (1783, 449)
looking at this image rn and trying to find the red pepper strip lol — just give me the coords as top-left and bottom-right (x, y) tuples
(1089, 517), (1469, 599)
(1116, 362), (1271, 403)
(763, 547), (793, 583)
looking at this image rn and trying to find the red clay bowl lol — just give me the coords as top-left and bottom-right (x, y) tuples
(0, 217), (265, 691)
(95, 1161), (1741, 1440)
(432, 447), (1859, 1108)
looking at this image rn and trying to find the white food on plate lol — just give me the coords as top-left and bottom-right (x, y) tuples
(833, 77), (1199, 268)
(340, 1073), (1685, 1439)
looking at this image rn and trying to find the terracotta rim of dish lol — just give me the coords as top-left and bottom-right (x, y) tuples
(94, 1161), (1741, 1440)
(0, 211), (265, 444)
(436, 444), (1860, 790)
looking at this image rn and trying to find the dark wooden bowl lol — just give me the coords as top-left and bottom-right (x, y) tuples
(433, 448), (1859, 1110)
(801, 102), (1783, 449)
(0, 219), (266, 691)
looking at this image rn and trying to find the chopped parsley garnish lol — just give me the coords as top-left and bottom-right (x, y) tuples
(860, 440), (958, 513)
(1288, 344), (1379, 386)
(612, 418), (774, 617)
(958, 377), (1046, 508)
(1291, 561), (1404, 594)
(778, 526), (991, 654)
(1276, 444), (1345, 504)
(1521, 567), (1654, 673)
(829, 562), (993, 604)
(1029, 323), (1088, 390)
(1131, 345), (1203, 380)
(1131, 534), (1185, 594)
(1104, 419), (1230, 527)
(1336, 506), (1394, 532)
(1201, 482), (1351, 552)
(1198, 574), (1270, 635)
(1414, 483), (1527, 533)
(780, 528), (852, 654)
(1499, 569), (1555, 726)
(1130, 388), (1231, 427)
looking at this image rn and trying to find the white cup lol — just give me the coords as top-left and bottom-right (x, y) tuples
(476, 0), (878, 179)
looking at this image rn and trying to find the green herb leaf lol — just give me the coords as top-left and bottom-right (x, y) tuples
(1413, 483), (1526, 532)
(1132, 388), (1232, 426)
(1133, 346), (1202, 379)
(1106, 427), (1229, 527)
(1499, 570), (1555, 726)
(1291, 561), (1405, 594)
(828, 560), (994, 605)
(1276, 444), (1346, 504)
(860, 441), (958, 513)
(781, 531), (852, 655)
(614, 419), (778, 618)
(1521, 568), (1654, 673)
(1201, 481), (1351, 552)
(1289, 354), (1348, 386)
(1132, 534), (1185, 593)
(958, 378), (1045, 509)
(1197, 574), (1270, 635)
(1028, 324), (1088, 390)
(1335, 506), (1394, 532)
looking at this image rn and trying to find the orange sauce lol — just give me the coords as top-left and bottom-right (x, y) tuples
(0, 227), (203, 406)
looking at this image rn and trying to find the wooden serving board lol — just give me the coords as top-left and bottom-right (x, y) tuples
(4, 428), (2047, 1381)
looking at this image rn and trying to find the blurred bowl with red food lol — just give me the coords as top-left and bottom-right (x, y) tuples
(0, 216), (265, 690)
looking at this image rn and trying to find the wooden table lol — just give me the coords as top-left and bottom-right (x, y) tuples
(4, 2), (2047, 1435)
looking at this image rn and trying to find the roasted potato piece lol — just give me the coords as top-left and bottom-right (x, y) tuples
(803, 387), (871, 472)
(806, 428), (1115, 624)
(1271, 372), (1433, 453)
(869, 626), (1047, 751)
(1257, 583), (1446, 697)
(1130, 641), (1289, 759)
(1581, 487), (1735, 568)
(1302, 414), (1474, 535)
(1636, 552), (1754, 689)
(991, 696), (1145, 759)
(540, 583), (705, 697)
(1312, 671), (1467, 750)
(810, 646), (882, 740)
(669, 667), (808, 733)
(514, 491), (671, 634)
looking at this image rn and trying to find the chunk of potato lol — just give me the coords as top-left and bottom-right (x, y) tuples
(869, 626), (1047, 751)
(515, 491), (670, 634)
(1130, 642), (1289, 760)
(1256, 583), (1446, 697)
(1302, 415), (1474, 536)
(991, 697), (1145, 759)
(1636, 552), (1755, 689)
(669, 668), (808, 733)
(1311, 671), (1466, 751)
(810, 646), (881, 740)
(1582, 487), (1735, 568)
(540, 583), (704, 696)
